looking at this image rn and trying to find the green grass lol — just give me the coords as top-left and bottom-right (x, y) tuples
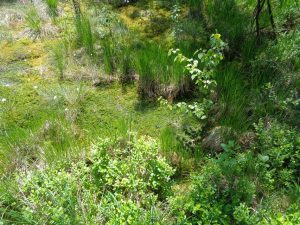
(0, 35), (176, 174)
(25, 6), (42, 39)
(215, 64), (252, 132)
(45, 0), (58, 17)
(0, 4), (185, 175)
(117, 44), (133, 84)
(49, 41), (66, 79)
(102, 40), (114, 75)
(192, 0), (256, 58)
(0, 73), (179, 174)
(75, 14), (94, 55)
(78, 83), (179, 138)
(134, 41), (186, 99)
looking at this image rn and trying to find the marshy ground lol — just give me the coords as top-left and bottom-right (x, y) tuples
(0, 1), (184, 174)
(0, 0), (299, 224)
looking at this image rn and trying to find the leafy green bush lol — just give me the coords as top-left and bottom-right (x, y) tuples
(264, 206), (300, 225)
(254, 120), (300, 188)
(91, 134), (174, 196)
(161, 33), (226, 119)
(169, 141), (257, 224)
(252, 30), (300, 124)
(0, 134), (174, 224)
(233, 203), (300, 225)
(169, 33), (226, 95)
(169, 120), (300, 224)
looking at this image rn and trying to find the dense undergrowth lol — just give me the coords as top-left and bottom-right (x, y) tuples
(0, 0), (299, 224)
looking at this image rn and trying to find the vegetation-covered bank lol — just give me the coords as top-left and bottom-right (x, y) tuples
(0, 0), (300, 224)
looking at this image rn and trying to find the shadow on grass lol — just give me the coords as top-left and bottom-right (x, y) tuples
(134, 98), (159, 112)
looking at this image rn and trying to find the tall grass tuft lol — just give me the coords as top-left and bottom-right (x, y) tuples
(135, 42), (187, 100)
(118, 48), (133, 84)
(102, 40), (114, 75)
(135, 43), (157, 98)
(115, 37), (134, 84)
(25, 6), (42, 39)
(45, 0), (58, 17)
(215, 64), (251, 131)
(50, 42), (66, 80)
(75, 14), (94, 56)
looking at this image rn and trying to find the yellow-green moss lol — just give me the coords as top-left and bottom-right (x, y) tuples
(0, 39), (44, 65)
(118, 4), (172, 40)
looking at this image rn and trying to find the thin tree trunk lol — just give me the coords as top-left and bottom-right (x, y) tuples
(255, 0), (266, 39)
(267, 0), (276, 38)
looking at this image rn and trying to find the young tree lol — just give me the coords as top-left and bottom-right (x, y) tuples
(254, 0), (276, 39)
(160, 34), (227, 120)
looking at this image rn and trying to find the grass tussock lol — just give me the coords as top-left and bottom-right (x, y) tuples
(75, 14), (94, 56)
(45, 0), (58, 17)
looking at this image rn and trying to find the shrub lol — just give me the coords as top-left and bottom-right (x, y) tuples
(169, 141), (258, 224)
(0, 134), (174, 224)
(169, 120), (300, 224)
(233, 203), (300, 225)
(91, 134), (174, 196)
(161, 34), (226, 120)
(254, 120), (300, 187)
(251, 31), (300, 124)
(169, 161), (230, 224)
